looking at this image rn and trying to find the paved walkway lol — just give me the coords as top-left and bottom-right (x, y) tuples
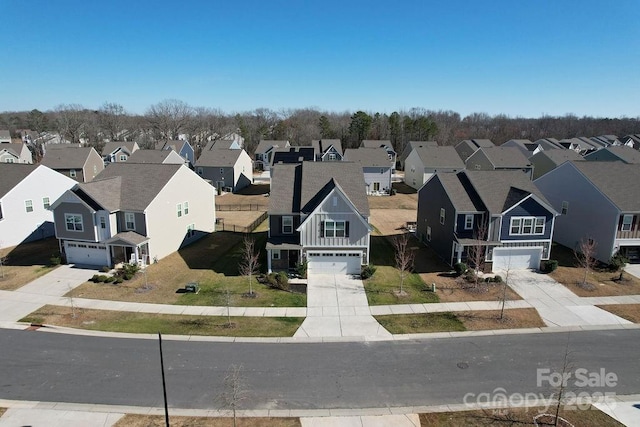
(503, 270), (632, 327)
(294, 274), (391, 338)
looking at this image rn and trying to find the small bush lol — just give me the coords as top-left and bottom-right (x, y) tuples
(296, 260), (308, 279)
(609, 252), (628, 272)
(264, 272), (290, 291)
(453, 262), (468, 276)
(361, 264), (377, 279)
(91, 275), (109, 283)
(104, 276), (115, 283)
(113, 277), (124, 284)
(542, 259), (559, 273)
(118, 263), (140, 281)
(492, 275), (503, 283)
(49, 255), (61, 266)
(464, 270), (476, 283)
(91, 274), (100, 282)
(101, 266), (111, 273)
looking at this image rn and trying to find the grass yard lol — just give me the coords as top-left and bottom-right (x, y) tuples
(0, 408), (5, 417)
(597, 304), (640, 323)
(423, 272), (522, 302)
(419, 405), (622, 426)
(114, 415), (300, 427)
(67, 232), (305, 307)
(549, 244), (640, 297)
(376, 308), (544, 334)
(21, 305), (303, 337)
(0, 238), (61, 291)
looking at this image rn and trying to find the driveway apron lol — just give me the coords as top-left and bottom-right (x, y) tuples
(294, 273), (391, 338)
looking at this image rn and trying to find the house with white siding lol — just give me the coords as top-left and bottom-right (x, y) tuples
(343, 147), (392, 195)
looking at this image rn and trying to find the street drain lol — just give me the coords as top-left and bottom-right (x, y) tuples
(457, 362), (469, 369)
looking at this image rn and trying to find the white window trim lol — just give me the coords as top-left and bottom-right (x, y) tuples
(177, 203), (182, 217)
(282, 216), (293, 234)
(119, 154), (127, 161)
(440, 208), (445, 225)
(272, 249), (280, 260)
(43, 197), (50, 209)
(186, 223), (195, 238)
(561, 201), (569, 215)
(125, 212), (136, 230)
(509, 216), (546, 236)
(426, 226), (432, 242)
(25, 199), (33, 213)
(65, 213), (84, 232)
(464, 214), (473, 230)
(184, 201), (189, 215)
(324, 220), (346, 238)
(70, 169), (77, 177)
(622, 214), (634, 232)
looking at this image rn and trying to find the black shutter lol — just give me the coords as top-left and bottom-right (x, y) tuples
(345, 221), (350, 237)
(320, 221), (324, 238)
(278, 216), (282, 235)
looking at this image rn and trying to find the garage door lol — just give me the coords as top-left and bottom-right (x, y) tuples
(492, 247), (542, 272)
(64, 241), (109, 267)
(307, 252), (362, 274)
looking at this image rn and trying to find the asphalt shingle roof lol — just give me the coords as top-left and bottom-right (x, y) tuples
(435, 172), (482, 213)
(195, 149), (242, 167)
(127, 149), (178, 164)
(271, 146), (315, 165)
(361, 140), (392, 149)
(343, 147), (391, 167)
(534, 148), (583, 165)
(41, 147), (96, 169)
(474, 147), (531, 168)
(255, 140), (288, 153)
(312, 139), (343, 156)
(571, 161), (640, 211)
(0, 164), (38, 198)
(101, 141), (137, 156)
(414, 146), (465, 169)
(597, 146), (640, 164)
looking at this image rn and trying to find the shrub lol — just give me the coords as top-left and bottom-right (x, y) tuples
(453, 262), (468, 276)
(113, 277), (123, 284)
(91, 274), (100, 282)
(296, 260), (308, 279)
(264, 272), (290, 291)
(464, 270), (476, 283)
(119, 263), (140, 281)
(360, 264), (377, 279)
(542, 259), (559, 273)
(104, 276), (116, 283)
(492, 275), (503, 283)
(49, 255), (61, 266)
(609, 252), (628, 272)
(91, 275), (109, 283)
(101, 266), (111, 273)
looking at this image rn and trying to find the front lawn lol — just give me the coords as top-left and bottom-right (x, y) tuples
(597, 304), (640, 323)
(21, 305), (303, 337)
(375, 308), (545, 334)
(115, 415), (301, 427)
(423, 272), (522, 302)
(67, 231), (305, 307)
(0, 238), (61, 291)
(365, 265), (439, 305)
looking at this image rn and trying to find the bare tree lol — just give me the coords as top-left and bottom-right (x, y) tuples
(217, 364), (249, 427)
(54, 104), (86, 144)
(392, 233), (415, 296)
(466, 218), (488, 287)
(98, 102), (127, 141)
(238, 235), (260, 297)
(146, 99), (193, 140)
(574, 238), (597, 288)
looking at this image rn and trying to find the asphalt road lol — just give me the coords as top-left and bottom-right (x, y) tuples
(0, 329), (639, 410)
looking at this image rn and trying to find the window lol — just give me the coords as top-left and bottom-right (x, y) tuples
(5, 158), (14, 163)
(125, 212), (135, 230)
(373, 182), (380, 192)
(197, 167), (203, 175)
(622, 214), (634, 232)
(25, 200), (33, 213)
(427, 226), (432, 242)
(332, 196), (337, 207)
(324, 220), (346, 238)
(70, 169), (77, 177)
(440, 208), (446, 225)
(272, 250), (280, 260)
(42, 197), (50, 209)
(410, 166), (416, 173)
(186, 223), (195, 238)
(93, 165), (98, 174)
(177, 203), (182, 217)
(119, 155), (127, 161)
(561, 201), (569, 215)
(220, 168), (224, 174)
(100, 217), (106, 229)
(65, 213), (83, 231)
(328, 153), (336, 160)
(464, 214), (474, 230)
(474, 164), (481, 170)
(282, 216), (293, 234)
(184, 201), (189, 215)
(380, 168), (384, 174)
(509, 216), (546, 235)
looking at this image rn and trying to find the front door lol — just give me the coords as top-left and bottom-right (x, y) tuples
(98, 214), (109, 241)
(288, 250), (299, 269)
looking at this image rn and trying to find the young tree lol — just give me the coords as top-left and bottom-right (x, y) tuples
(218, 364), (249, 427)
(574, 238), (597, 288)
(393, 233), (415, 296)
(466, 218), (488, 288)
(238, 235), (260, 297)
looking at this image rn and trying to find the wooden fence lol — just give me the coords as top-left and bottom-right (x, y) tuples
(215, 203), (267, 211)
(215, 212), (268, 233)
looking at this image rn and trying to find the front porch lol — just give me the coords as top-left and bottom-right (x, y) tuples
(266, 239), (301, 273)
(105, 231), (150, 267)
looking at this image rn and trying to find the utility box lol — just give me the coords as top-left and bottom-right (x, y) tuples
(185, 282), (200, 294)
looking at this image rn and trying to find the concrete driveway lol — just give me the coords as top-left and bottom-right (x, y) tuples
(625, 263), (640, 279)
(294, 273), (391, 338)
(503, 270), (632, 327)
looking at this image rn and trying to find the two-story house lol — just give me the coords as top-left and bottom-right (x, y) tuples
(269, 146), (316, 177)
(0, 142), (33, 164)
(50, 163), (215, 267)
(403, 145), (465, 190)
(311, 139), (344, 161)
(397, 140), (439, 171)
(535, 161), (640, 263)
(361, 140), (397, 169)
(343, 148), (393, 195)
(41, 146), (105, 182)
(195, 148), (253, 193)
(529, 149), (583, 180)
(454, 139), (495, 162)
(583, 145), (640, 164)
(0, 164), (77, 249)
(254, 140), (290, 171)
(101, 141), (140, 164)
(465, 146), (533, 178)
(417, 170), (557, 272)
(155, 140), (195, 167)
(266, 161), (371, 274)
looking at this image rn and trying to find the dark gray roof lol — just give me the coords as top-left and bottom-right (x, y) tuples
(205, 139), (237, 150)
(0, 142), (26, 158)
(101, 141), (137, 156)
(126, 149), (177, 164)
(343, 147), (391, 167)
(472, 139), (495, 148)
(399, 141), (439, 162)
(154, 140), (187, 151)
(463, 170), (550, 214)
(78, 163), (182, 211)
(105, 231), (149, 246)
(312, 139), (343, 156)
(255, 140), (288, 153)
(435, 172), (482, 213)
(473, 147), (531, 168)
(0, 164), (38, 198)
(414, 146), (465, 169)
(0, 130), (10, 140)
(532, 148), (583, 165)
(41, 147), (97, 169)
(196, 148), (242, 167)
(594, 146), (640, 164)
(535, 138), (563, 150)
(361, 140), (392, 149)
(271, 146), (315, 165)
(571, 161), (640, 211)
(269, 161), (369, 216)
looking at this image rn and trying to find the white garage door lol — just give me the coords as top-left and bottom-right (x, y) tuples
(64, 241), (109, 267)
(492, 247), (542, 272)
(307, 252), (362, 274)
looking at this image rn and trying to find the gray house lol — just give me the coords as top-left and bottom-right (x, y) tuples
(343, 148), (393, 195)
(254, 140), (290, 171)
(312, 139), (343, 161)
(50, 163), (215, 267)
(0, 130), (11, 144)
(101, 141), (140, 164)
(266, 161), (371, 274)
(398, 141), (438, 171)
(584, 146), (640, 164)
(41, 146), (105, 182)
(196, 148), (253, 193)
(501, 139), (541, 157)
(361, 140), (397, 169)
(269, 146), (316, 176)
(535, 161), (640, 263)
(529, 149), (583, 180)
(465, 146), (533, 177)
(155, 140), (195, 167)
(454, 139), (495, 162)
(403, 145), (465, 190)
(417, 170), (557, 272)
(126, 149), (186, 165)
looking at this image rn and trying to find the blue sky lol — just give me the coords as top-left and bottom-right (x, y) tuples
(1, 0), (638, 117)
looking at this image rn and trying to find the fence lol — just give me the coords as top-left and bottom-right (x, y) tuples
(215, 203), (267, 211)
(216, 212), (268, 233)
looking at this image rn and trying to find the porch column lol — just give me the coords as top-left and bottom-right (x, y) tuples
(267, 249), (272, 273)
(456, 244), (463, 263)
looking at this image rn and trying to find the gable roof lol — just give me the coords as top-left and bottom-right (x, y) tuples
(570, 161), (640, 211)
(470, 146), (531, 168)
(343, 147), (391, 167)
(41, 147), (97, 169)
(586, 146), (640, 164)
(126, 149), (181, 164)
(271, 146), (315, 165)
(413, 145), (465, 169)
(255, 140), (289, 153)
(0, 164), (38, 198)
(101, 141), (137, 156)
(154, 140), (187, 152)
(361, 140), (392, 149)
(269, 161), (369, 216)
(312, 139), (343, 156)
(0, 130), (11, 140)
(434, 172), (483, 213)
(399, 140), (439, 162)
(0, 142), (26, 158)
(78, 163), (182, 212)
(531, 148), (583, 166)
(204, 139), (238, 150)
(196, 148), (243, 167)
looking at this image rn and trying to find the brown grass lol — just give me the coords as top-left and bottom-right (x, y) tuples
(0, 238), (61, 291)
(458, 308), (544, 330)
(370, 209), (416, 236)
(419, 405), (622, 426)
(216, 211), (266, 230)
(426, 273), (523, 302)
(114, 415), (300, 427)
(368, 192), (418, 210)
(597, 304), (640, 323)
(0, 408), (5, 417)
(216, 184), (270, 209)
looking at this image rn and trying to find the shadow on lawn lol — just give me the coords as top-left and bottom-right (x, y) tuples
(1, 237), (60, 266)
(370, 233), (451, 274)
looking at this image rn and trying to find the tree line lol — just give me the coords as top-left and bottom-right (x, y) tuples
(1, 101), (639, 158)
